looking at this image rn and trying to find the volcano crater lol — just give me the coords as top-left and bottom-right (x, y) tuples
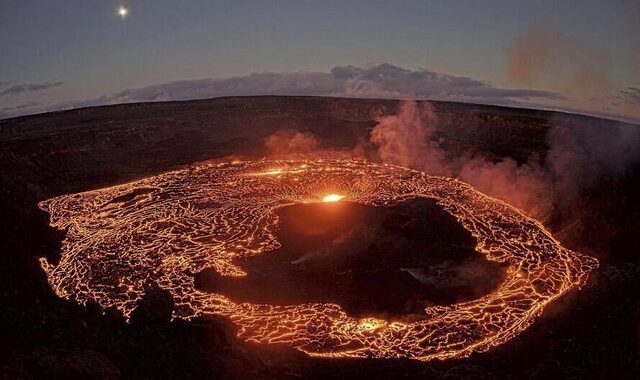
(195, 198), (508, 319)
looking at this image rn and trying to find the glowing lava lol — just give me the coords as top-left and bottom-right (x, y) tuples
(322, 194), (344, 202)
(38, 158), (597, 361)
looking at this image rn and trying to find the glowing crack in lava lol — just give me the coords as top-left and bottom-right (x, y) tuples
(38, 158), (597, 361)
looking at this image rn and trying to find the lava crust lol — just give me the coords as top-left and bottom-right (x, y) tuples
(194, 199), (507, 319)
(38, 158), (598, 361)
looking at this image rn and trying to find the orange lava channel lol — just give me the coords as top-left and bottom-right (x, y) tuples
(38, 158), (598, 361)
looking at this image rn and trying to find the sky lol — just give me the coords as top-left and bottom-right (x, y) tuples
(1, 0), (638, 122)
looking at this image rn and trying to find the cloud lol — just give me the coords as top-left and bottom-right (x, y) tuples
(0, 102), (40, 119)
(605, 86), (640, 122)
(506, 23), (611, 100)
(94, 63), (563, 105)
(329, 63), (564, 102)
(619, 87), (640, 104)
(0, 63), (564, 119)
(0, 81), (63, 97)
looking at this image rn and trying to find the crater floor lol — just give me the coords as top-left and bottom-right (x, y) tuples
(195, 199), (506, 319)
(38, 158), (598, 361)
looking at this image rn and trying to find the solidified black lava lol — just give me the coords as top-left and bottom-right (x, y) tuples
(195, 198), (507, 319)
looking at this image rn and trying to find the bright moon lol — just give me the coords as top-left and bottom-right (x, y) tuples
(117, 6), (128, 19)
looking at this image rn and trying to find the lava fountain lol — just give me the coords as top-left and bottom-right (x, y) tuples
(38, 158), (598, 361)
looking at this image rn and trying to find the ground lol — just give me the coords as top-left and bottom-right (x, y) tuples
(0, 96), (638, 379)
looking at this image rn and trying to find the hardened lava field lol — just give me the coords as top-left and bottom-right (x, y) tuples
(38, 158), (598, 361)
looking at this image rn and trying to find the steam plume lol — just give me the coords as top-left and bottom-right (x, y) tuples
(370, 101), (449, 175)
(370, 101), (552, 219)
(264, 130), (319, 156)
(369, 100), (640, 223)
(506, 23), (611, 101)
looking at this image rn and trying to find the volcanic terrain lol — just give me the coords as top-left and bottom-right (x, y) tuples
(0, 96), (638, 379)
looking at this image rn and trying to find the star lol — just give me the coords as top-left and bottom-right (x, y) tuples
(117, 6), (129, 19)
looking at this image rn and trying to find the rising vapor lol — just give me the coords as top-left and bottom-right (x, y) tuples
(506, 23), (611, 101)
(369, 100), (640, 223)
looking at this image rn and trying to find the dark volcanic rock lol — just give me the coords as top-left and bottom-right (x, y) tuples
(130, 287), (175, 326)
(24, 349), (120, 380)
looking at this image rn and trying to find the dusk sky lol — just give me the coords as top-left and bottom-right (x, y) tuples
(1, 0), (638, 122)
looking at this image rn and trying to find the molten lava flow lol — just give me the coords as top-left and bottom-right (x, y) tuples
(322, 194), (344, 202)
(38, 158), (598, 361)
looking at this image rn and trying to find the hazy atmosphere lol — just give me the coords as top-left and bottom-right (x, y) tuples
(1, 0), (639, 122)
